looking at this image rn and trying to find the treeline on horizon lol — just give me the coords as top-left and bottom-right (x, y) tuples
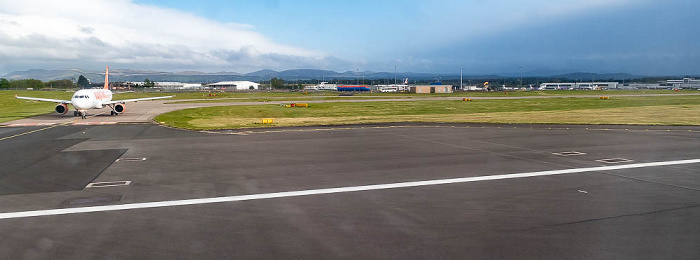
(0, 76), (683, 90)
(0, 78), (75, 89)
(0, 77), (155, 89)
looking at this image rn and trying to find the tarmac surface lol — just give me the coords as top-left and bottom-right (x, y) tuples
(0, 122), (699, 259)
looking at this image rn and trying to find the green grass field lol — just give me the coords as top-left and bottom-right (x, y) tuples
(165, 96), (418, 104)
(154, 95), (700, 130)
(2, 89), (698, 125)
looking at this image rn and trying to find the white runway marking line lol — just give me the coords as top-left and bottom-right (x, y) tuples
(596, 158), (634, 164)
(0, 124), (59, 141)
(85, 181), (132, 188)
(115, 157), (147, 162)
(553, 151), (587, 156)
(0, 159), (699, 220)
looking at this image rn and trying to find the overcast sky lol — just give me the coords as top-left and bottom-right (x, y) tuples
(0, 0), (698, 76)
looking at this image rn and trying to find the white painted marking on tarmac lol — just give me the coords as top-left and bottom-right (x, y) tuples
(553, 151), (587, 156)
(115, 157), (147, 162)
(6, 123), (57, 127)
(86, 181), (132, 188)
(0, 159), (699, 220)
(0, 124), (59, 141)
(596, 158), (634, 164)
(72, 121), (118, 126)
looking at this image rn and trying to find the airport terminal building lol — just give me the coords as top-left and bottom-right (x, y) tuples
(667, 78), (700, 89)
(304, 82), (337, 91)
(539, 82), (620, 90)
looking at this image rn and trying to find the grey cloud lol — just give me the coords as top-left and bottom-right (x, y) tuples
(209, 47), (357, 72)
(0, 32), (360, 74)
(78, 26), (94, 34)
(213, 45), (261, 62)
(0, 19), (19, 26)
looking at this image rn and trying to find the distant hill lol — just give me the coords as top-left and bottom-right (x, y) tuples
(3, 69), (248, 83)
(3, 69), (90, 82)
(244, 69), (278, 77)
(3, 68), (650, 83)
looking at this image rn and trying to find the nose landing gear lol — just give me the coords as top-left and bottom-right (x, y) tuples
(74, 111), (87, 119)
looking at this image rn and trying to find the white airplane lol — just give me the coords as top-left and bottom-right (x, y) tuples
(16, 66), (173, 119)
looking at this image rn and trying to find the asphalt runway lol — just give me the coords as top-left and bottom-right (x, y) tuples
(0, 123), (699, 259)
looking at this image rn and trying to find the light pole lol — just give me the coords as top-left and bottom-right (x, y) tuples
(394, 66), (397, 86)
(460, 67), (463, 90)
(518, 67), (523, 89)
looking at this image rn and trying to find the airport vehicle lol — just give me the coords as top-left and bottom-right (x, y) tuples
(15, 66), (173, 119)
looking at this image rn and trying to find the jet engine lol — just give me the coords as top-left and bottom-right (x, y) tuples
(114, 103), (126, 114)
(55, 103), (68, 114)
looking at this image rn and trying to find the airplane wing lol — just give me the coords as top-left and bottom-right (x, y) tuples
(107, 95), (173, 104)
(16, 95), (71, 104)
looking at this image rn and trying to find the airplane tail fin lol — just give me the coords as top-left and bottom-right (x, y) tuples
(103, 66), (109, 90)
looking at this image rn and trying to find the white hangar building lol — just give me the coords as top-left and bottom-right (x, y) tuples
(207, 81), (260, 90)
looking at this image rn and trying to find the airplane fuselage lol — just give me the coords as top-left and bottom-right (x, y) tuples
(71, 89), (113, 112)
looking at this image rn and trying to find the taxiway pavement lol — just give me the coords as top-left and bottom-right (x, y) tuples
(0, 123), (698, 259)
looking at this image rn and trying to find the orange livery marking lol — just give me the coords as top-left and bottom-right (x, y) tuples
(94, 91), (111, 101)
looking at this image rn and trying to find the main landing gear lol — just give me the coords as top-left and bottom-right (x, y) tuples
(107, 104), (120, 116)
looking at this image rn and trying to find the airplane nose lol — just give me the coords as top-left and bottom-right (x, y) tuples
(73, 99), (85, 109)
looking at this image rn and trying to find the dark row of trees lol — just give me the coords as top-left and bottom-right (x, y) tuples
(0, 75), (159, 89)
(143, 79), (156, 88)
(0, 78), (88, 89)
(264, 77), (305, 90)
(0, 77), (82, 89)
(0, 78), (48, 89)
